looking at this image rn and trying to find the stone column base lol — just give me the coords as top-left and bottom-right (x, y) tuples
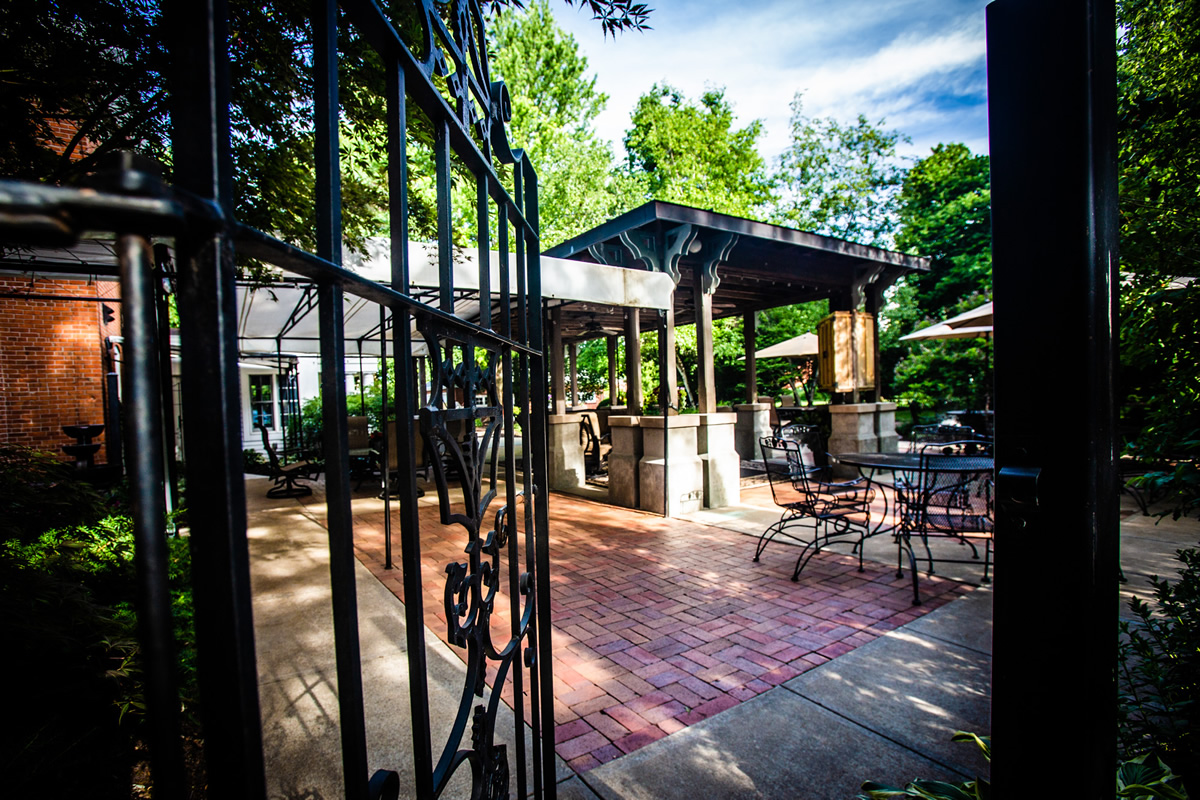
(875, 402), (899, 453)
(733, 403), (771, 463)
(638, 416), (703, 517)
(608, 416), (642, 508)
(547, 414), (585, 491)
(697, 413), (740, 508)
(828, 403), (882, 478)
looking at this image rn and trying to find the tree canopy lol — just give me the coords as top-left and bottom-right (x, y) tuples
(1115, 0), (1200, 515)
(772, 95), (908, 249)
(893, 143), (991, 317)
(490, 0), (642, 248)
(883, 143), (992, 409)
(622, 84), (773, 218)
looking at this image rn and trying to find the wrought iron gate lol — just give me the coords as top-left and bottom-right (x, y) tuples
(0, 0), (556, 798)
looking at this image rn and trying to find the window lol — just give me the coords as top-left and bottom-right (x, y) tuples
(250, 374), (274, 429)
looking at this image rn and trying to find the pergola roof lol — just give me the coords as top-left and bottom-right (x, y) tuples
(545, 201), (930, 341)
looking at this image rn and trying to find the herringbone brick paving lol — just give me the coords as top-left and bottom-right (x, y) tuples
(340, 483), (968, 773)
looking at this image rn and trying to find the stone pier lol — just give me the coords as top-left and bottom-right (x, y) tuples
(733, 402), (771, 464)
(638, 416), (704, 517)
(697, 413), (740, 508)
(547, 414), (585, 491)
(607, 416), (642, 509)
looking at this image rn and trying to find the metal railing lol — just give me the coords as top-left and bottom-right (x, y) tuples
(0, 1), (556, 797)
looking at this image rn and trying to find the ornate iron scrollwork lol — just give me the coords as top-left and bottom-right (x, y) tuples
(411, 0), (516, 166)
(417, 315), (533, 798)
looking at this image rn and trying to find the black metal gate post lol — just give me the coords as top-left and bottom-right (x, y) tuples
(987, 0), (1119, 791)
(168, 0), (269, 795)
(119, 230), (185, 798)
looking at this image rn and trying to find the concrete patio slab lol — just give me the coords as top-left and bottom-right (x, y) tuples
(1118, 499), (1200, 617)
(902, 585), (992, 657)
(783, 627), (991, 780)
(577, 689), (965, 800)
(246, 478), (571, 800)
(239, 469), (1199, 800)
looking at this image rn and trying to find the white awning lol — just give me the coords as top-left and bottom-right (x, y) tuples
(236, 239), (676, 356)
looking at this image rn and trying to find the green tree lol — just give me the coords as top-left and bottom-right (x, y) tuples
(623, 84), (774, 218)
(0, 0), (647, 257)
(886, 143), (992, 408)
(1116, 0), (1200, 515)
(893, 143), (992, 317)
(772, 95), (908, 248)
(490, 0), (642, 248)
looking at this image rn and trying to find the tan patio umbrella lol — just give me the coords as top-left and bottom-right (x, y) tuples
(753, 332), (819, 358)
(900, 300), (993, 341)
(899, 323), (993, 341)
(900, 304), (994, 409)
(942, 300), (993, 328)
(754, 332), (820, 405)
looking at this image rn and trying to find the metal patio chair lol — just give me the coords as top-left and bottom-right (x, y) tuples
(257, 423), (321, 498)
(580, 413), (607, 477)
(755, 434), (875, 581)
(380, 418), (427, 498)
(894, 440), (994, 584)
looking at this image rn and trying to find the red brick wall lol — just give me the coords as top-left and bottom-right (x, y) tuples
(42, 117), (98, 162)
(0, 274), (121, 461)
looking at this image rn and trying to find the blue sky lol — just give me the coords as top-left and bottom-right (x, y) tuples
(550, 0), (991, 165)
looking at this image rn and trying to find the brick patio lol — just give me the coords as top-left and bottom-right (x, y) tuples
(340, 482), (969, 774)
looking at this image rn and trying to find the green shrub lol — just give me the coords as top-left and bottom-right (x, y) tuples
(856, 732), (990, 800)
(1118, 546), (1200, 792)
(243, 447), (269, 474)
(1, 488), (197, 795)
(858, 734), (1191, 799)
(0, 444), (105, 542)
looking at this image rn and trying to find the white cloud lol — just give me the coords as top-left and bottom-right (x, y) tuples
(548, 0), (991, 163)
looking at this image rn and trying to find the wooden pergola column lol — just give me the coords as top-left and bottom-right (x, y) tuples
(568, 342), (578, 408)
(692, 233), (735, 413)
(658, 304), (677, 414)
(624, 308), (642, 413)
(743, 310), (757, 402)
(606, 334), (619, 406)
(550, 305), (566, 414)
(693, 266), (715, 413)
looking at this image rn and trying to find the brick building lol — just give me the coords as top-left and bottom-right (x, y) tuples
(0, 269), (121, 462)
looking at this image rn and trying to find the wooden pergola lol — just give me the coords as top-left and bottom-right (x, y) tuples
(543, 201), (930, 411)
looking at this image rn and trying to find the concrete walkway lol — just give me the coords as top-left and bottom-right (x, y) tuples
(243, 473), (1196, 799)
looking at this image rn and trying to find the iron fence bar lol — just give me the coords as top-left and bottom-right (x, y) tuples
(523, 156), (557, 800)
(119, 231), (185, 798)
(153, 242), (180, 511)
(337, 0), (535, 233)
(436, 119), (454, 314)
(168, 0), (266, 793)
(496, 186), (529, 799)
(478, 174), (492, 329)
(510, 152), (544, 800)
(318, 281), (372, 800)
(498, 188), (529, 800)
(381, 304), (393, 570)
(386, 55), (436, 798)
(498, 203), (511, 340)
(314, 0), (372, 794)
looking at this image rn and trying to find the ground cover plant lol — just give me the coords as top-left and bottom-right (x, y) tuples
(0, 445), (200, 797)
(1118, 546), (1200, 794)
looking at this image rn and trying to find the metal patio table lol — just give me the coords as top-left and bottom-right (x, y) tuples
(833, 450), (995, 603)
